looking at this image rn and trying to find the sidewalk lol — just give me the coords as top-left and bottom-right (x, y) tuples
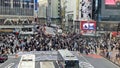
(108, 48), (120, 66)
(97, 48), (120, 66)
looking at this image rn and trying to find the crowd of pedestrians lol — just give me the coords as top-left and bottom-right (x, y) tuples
(0, 25), (120, 64)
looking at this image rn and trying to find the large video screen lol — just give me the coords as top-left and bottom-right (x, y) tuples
(105, 0), (120, 9)
(80, 21), (96, 30)
(99, 0), (120, 21)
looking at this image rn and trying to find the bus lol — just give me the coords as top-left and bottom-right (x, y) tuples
(18, 54), (35, 68)
(58, 49), (79, 68)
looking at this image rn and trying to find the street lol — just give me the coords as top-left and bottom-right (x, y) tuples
(82, 54), (119, 68)
(0, 0), (120, 68)
(0, 51), (119, 68)
(0, 57), (20, 68)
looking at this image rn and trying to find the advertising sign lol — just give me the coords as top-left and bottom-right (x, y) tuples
(80, 20), (96, 36)
(80, 21), (96, 30)
(100, 0), (120, 21)
(34, 0), (38, 11)
(105, 0), (120, 9)
(105, 0), (116, 5)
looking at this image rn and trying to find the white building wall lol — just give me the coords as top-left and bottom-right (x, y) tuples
(60, 0), (65, 8)
(38, 5), (47, 18)
(65, 0), (92, 21)
(65, 0), (78, 20)
(66, 0), (75, 13)
(38, 0), (47, 18)
(51, 0), (59, 18)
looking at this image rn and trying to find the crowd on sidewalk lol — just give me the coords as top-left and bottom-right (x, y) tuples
(0, 25), (120, 65)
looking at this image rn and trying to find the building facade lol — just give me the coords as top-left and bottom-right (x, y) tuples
(37, 0), (61, 24)
(92, 0), (120, 31)
(37, 0), (47, 24)
(64, 0), (93, 32)
(0, 0), (34, 25)
(47, 0), (61, 24)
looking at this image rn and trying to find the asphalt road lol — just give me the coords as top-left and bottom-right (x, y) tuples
(81, 54), (120, 68)
(35, 61), (40, 68)
(0, 52), (120, 68)
(0, 57), (21, 68)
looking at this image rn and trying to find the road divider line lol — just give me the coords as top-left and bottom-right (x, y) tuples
(5, 63), (14, 68)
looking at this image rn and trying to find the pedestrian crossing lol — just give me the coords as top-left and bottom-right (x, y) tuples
(40, 62), (55, 68)
(8, 55), (15, 58)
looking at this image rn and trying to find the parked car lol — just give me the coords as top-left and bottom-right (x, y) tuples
(0, 54), (8, 63)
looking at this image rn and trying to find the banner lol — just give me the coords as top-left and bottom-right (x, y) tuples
(105, 0), (120, 9)
(80, 20), (96, 36)
(34, 0), (38, 11)
(80, 20), (96, 30)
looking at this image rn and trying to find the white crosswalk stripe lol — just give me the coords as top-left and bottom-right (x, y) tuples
(8, 55), (15, 58)
(40, 62), (55, 68)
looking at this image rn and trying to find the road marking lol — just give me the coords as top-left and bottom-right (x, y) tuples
(40, 62), (55, 68)
(8, 56), (15, 58)
(80, 54), (95, 67)
(55, 61), (60, 68)
(0, 59), (10, 67)
(14, 64), (18, 68)
(5, 63), (14, 68)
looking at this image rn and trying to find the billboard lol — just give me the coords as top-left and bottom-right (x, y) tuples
(80, 0), (92, 19)
(80, 21), (96, 30)
(80, 20), (96, 36)
(105, 0), (120, 9)
(99, 0), (120, 21)
(34, 0), (38, 11)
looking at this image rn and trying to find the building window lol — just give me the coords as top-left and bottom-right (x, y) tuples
(0, 0), (5, 6)
(23, 0), (31, 8)
(13, 0), (21, 7)
(4, 0), (11, 7)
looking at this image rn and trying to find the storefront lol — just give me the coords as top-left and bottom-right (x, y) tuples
(97, 22), (119, 31)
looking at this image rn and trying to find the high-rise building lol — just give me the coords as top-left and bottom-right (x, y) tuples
(0, 0), (34, 25)
(64, 0), (93, 32)
(46, 0), (61, 24)
(93, 0), (120, 31)
(38, 0), (47, 18)
(38, 0), (61, 24)
(37, 0), (47, 23)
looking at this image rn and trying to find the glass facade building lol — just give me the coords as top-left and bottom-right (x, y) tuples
(0, 0), (34, 16)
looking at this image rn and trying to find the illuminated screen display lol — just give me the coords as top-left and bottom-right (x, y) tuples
(80, 21), (96, 30)
(105, 0), (120, 9)
(100, 0), (120, 21)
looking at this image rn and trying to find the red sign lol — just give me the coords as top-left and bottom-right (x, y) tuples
(80, 21), (96, 30)
(105, 0), (116, 5)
